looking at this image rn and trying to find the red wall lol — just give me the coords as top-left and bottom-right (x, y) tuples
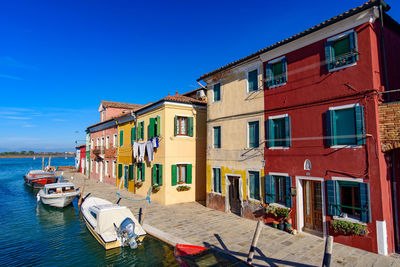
(263, 22), (393, 253)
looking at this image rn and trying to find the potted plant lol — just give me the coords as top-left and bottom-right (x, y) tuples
(135, 181), (143, 188)
(272, 220), (279, 229)
(152, 184), (160, 193)
(330, 219), (368, 236)
(177, 185), (190, 192)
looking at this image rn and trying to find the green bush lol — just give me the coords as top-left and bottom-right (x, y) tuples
(265, 205), (290, 218)
(331, 220), (368, 236)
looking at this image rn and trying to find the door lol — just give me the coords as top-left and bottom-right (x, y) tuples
(303, 180), (323, 233)
(124, 166), (129, 189)
(228, 176), (241, 216)
(99, 161), (103, 182)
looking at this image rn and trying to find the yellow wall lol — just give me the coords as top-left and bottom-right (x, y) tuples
(117, 120), (136, 193)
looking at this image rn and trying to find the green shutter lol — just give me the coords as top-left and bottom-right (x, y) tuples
(281, 57), (287, 83)
(284, 116), (291, 147)
(265, 175), (275, 203)
(131, 127), (136, 143)
(156, 116), (161, 136)
(266, 64), (273, 87)
(188, 117), (194, 137)
(129, 165), (133, 180)
(359, 182), (371, 223)
(118, 164), (122, 178)
(159, 164), (163, 185)
(249, 172), (255, 199)
(213, 83), (220, 101)
(326, 110), (337, 146)
(137, 123), (142, 140)
(137, 164), (140, 181)
(141, 122), (144, 139)
(119, 130), (124, 146)
(174, 116), (177, 136)
(285, 176), (293, 208)
(149, 118), (155, 138)
(325, 41), (333, 70)
(142, 163), (145, 181)
(152, 164), (157, 185)
(267, 119), (274, 148)
(355, 105), (365, 145)
(350, 31), (359, 61)
(186, 164), (192, 184)
(326, 180), (339, 216)
(171, 165), (177, 185)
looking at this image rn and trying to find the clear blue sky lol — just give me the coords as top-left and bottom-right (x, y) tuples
(0, 0), (399, 152)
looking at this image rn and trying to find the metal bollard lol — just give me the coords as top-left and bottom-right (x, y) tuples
(322, 235), (333, 267)
(247, 220), (263, 265)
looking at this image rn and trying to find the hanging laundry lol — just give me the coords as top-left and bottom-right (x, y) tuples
(146, 141), (154, 162)
(138, 143), (146, 162)
(152, 137), (159, 148)
(133, 142), (139, 161)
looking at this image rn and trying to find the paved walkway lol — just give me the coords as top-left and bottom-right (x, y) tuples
(63, 172), (400, 267)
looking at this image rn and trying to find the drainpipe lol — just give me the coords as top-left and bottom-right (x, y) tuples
(378, 3), (390, 101)
(391, 150), (400, 251)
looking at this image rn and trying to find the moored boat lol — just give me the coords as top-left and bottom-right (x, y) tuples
(24, 170), (58, 188)
(37, 182), (80, 208)
(81, 196), (146, 250)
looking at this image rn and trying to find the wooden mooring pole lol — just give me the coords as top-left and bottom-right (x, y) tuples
(322, 235), (333, 267)
(139, 186), (152, 226)
(247, 220), (263, 265)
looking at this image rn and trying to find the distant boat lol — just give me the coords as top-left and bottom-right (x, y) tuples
(81, 197), (146, 250)
(37, 182), (80, 208)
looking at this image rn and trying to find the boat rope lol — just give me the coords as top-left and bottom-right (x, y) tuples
(116, 192), (151, 203)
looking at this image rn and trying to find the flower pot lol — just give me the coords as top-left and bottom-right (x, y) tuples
(278, 222), (285, 231)
(285, 223), (292, 229)
(272, 221), (279, 229)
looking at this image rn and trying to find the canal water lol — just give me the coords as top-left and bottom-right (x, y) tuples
(0, 157), (178, 266)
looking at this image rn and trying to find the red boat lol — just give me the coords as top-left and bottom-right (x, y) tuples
(174, 244), (250, 267)
(24, 170), (58, 188)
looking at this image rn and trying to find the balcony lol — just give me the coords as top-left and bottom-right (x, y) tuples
(93, 146), (105, 155)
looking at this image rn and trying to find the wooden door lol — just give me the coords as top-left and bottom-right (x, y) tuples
(228, 176), (241, 216)
(303, 180), (323, 232)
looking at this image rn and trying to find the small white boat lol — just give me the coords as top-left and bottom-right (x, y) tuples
(37, 182), (80, 208)
(81, 197), (146, 250)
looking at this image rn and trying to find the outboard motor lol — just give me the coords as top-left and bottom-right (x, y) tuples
(117, 217), (138, 249)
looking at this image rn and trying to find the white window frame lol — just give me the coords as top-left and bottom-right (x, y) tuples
(211, 166), (222, 195)
(267, 56), (287, 89)
(246, 66), (260, 94)
(112, 161), (117, 178)
(327, 29), (357, 72)
(247, 169), (262, 202)
(113, 134), (117, 148)
(174, 162), (191, 186)
(175, 115), (190, 138)
(96, 138), (99, 146)
(105, 160), (109, 176)
(267, 114), (290, 150)
(246, 119), (261, 149)
(106, 136), (109, 149)
(91, 139), (94, 150)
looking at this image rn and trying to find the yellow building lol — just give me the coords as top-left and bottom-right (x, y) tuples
(198, 62), (265, 219)
(116, 90), (207, 205)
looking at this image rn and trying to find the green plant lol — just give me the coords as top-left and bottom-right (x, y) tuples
(135, 181), (143, 187)
(275, 207), (290, 219)
(331, 220), (368, 236)
(177, 185), (190, 192)
(265, 205), (278, 216)
(152, 184), (160, 192)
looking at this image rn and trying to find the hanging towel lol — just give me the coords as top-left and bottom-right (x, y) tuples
(152, 137), (159, 148)
(138, 143), (146, 162)
(146, 141), (154, 162)
(133, 142), (139, 161)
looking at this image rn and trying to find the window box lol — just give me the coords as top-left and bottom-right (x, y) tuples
(266, 57), (287, 88)
(325, 30), (358, 71)
(135, 181), (143, 188)
(152, 184), (161, 193)
(330, 219), (368, 236)
(177, 185), (191, 192)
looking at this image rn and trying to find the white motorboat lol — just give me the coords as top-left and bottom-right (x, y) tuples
(37, 182), (80, 208)
(81, 196), (146, 250)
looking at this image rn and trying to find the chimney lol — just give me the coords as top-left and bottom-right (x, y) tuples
(176, 91), (178, 95)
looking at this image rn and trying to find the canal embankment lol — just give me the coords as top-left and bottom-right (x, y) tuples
(61, 171), (400, 267)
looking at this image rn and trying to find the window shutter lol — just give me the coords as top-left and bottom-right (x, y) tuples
(284, 116), (291, 147)
(326, 110), (337, 146)
(325, 41), (333, 70)
(152, 165), (157, 185)
(265, 175), (275, 203)
(118, 164), (122, 178)
(131, 127), (136, 143)
(326, 180), (339, 216)
(217, 168), (221, 193)
(266, 64), (273, 87)
(149, 118), (155, 138)
(120, 130), (124, 146)
(349, 31), (359, 62)
(355, 105), (365, 145)
(359, 182), (371, 223)
(249, 124), (255, 148)
(159, 164), (163, 185)
(137, 123), (142, 140)
(129, 165), (133, 180)
(142, 163), (145, 181)
(285, 176), (293, 207)
(141, 122), (144, 139)
(174, 116), (177, 136)
(156, 116), (161, 136)
(136, 164), (140, 181)
(186, 164), (192, 184)
(266, 119), (274, 148)
(188, 117), (194, 137)
(281, 57), (288, 83)
(171, 164), (177, 185)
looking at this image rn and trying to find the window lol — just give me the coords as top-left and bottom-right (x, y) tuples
(152, 164), (163, 185)
(213, 83), (221, 102)
(248, 121), (259, 148)
(266, 115), (291, 148)
(174, 116), (193, 137)
(106, 136), (109, 149)
(266, 56), (287, 88)
(113, 134), (117, 148)
(137, 163), (145, 181)
(248, 171), (260, 200)
(118, 163), (122, 178)
(128, 165), (134, 180)
(325, 30), (358, 71)
(327, 180), (370, 222)
(171, 164), (192, 185)
(265, 174), (292, 207)
(101, 137), (104, 147)
(149, 116), (161, 138)
(213, 126), (221, 148)
(105, 161), (109, 176)
(326, 104), (365, 146)
(112, 161), (116, 178)
(247, 69), (258, 93)
(119, 130), (124, 147)
(137, 121), (144, 140)
(91, 139), (94, 150)
(95, 161), (99, 174)
(212, 168), (222, 193)
(96, 138), (99, 146)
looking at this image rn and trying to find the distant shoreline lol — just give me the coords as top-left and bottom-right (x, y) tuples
(0, 155), (75, 159)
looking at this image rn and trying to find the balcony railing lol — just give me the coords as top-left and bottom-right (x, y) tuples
(93, 146), (105, 155)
